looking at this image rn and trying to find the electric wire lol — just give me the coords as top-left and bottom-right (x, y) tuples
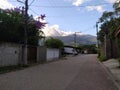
(30, 3), (112, 8)
(29, 8), (39, 16)
(10, 0), (113, 35)
(29, 0), (35, 6)
(47, 0), (53, 6)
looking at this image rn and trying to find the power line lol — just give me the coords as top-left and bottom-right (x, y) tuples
(30, 3), (112, 8)
(29, 8), (39, 15)
(29, 0), (35, 6)
(47, 0), (53, 6)
(9, 0), (17, 2)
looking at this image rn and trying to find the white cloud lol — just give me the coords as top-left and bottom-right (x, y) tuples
(0, 0), (14, 9)
(42, 24), (84, 36)
(34, 16), (46, 23)
(86, 6), (104, 12)
(72, 0), (91, 6)
(66, 0), (104, 12)
(42, 24), (67, 36)
(105, 0), (116, 3)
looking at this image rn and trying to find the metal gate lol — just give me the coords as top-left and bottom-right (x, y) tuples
(27, 46), (37, 64)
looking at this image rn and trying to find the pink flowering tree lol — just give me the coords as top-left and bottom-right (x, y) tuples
(0, 7), (46, 45)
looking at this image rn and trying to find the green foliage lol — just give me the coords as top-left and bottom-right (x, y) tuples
(99, 55), (107, 62)
(0, 8), (45, 45)
(97, 30), (105, 43)
(45, 38), (64, 48)
(0, 9), (24, 43)
(79, 44), (97, 54)
(98, 2), (120, 60)
(99, 11), (115, 23)
(98, 11), (120, 42)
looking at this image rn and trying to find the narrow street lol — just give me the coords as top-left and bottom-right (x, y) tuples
(0, 54), (119, 90)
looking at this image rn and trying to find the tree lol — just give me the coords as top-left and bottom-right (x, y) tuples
(98, 11), (120, 43)
(0, 8), (46, 45)
(44, 38), (64, 48)
(98, 8), (120, 58)
(79, 44), (97, 54)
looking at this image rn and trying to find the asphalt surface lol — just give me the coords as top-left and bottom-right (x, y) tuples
(0, 54), (119, 90)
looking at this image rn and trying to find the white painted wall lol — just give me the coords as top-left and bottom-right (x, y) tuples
(46, 48), (60, 61)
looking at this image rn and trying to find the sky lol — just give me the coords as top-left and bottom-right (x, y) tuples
(0, 0), (117, 36)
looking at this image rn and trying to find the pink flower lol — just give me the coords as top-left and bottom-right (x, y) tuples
(14, 7), (21, 13)
(4, 9), (10, 13)
(35, 21), (46, 29)
(41, 14), (46, 20)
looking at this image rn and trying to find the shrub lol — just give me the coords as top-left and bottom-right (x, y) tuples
(45, 38), (64, 48)
(99, 55), (107, 62)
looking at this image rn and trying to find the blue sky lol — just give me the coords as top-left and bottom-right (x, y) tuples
(0, 0), (116, 36)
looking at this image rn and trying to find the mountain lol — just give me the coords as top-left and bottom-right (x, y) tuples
(53, 34), (97, 46)
(41, 24), (97, 46)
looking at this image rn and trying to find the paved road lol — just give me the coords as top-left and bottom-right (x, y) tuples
(0, 54), (119, 90)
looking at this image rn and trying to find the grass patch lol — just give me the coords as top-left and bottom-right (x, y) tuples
(99, 55), (107, 62)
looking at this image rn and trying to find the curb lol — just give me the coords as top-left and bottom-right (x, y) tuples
(98, 61), (120, 90)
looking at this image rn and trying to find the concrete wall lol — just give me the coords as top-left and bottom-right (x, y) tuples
(37, 46), (46, 63)
(37, 47), (60, 62)
(0, 43), (22, 67)
(0, 43), (61, 66)
(46, 48), (60, 62)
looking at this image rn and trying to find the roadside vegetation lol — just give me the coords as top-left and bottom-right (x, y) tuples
(0, 8), (46, 45)
(97, 2), (120, 65)
(99, 55), (107, 62)
(78, 44), (97, 54)
(44, 37), (64, 48)
(0, 7), (47, 72)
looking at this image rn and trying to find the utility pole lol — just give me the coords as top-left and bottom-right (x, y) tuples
(24, 0), (28, 64)
(96, 22), (100, 55)
(17, 0), (28, 64)
(74, 32), (77, 47)
(96, 22), (99, 47)
(74, 32), (81, 47)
